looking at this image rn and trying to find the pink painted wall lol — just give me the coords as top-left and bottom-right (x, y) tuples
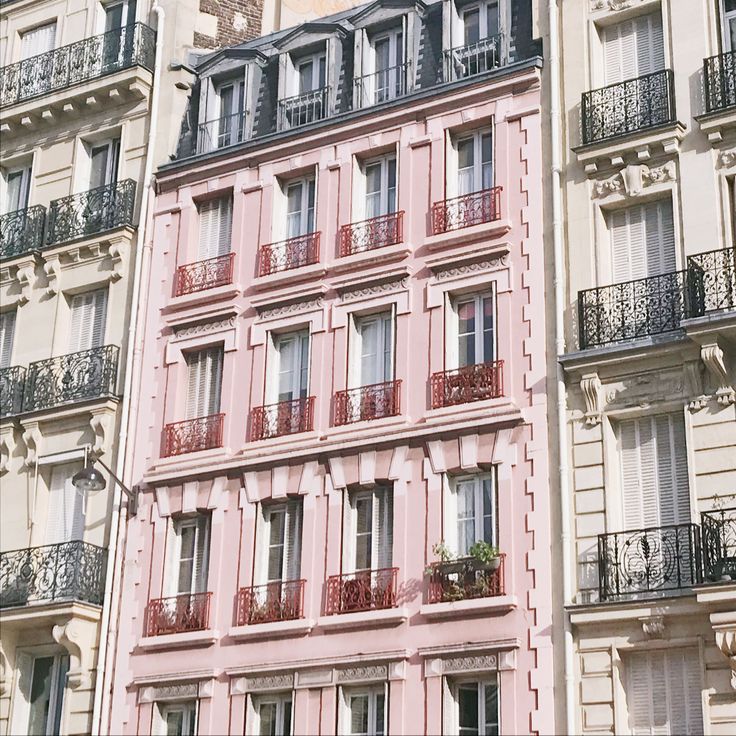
(108, 61), (553, 735)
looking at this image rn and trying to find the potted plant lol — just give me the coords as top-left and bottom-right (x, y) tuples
(468, 541), (501, 571)
(427, 542), (467, 575)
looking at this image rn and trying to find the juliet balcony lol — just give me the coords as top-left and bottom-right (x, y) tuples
(580, 69), (676, 146)
(444, 35), (503, 82)
(21, 345), (119, 414)
(354, 63), (410, 108)
(324, 568), (398, 615)
(0, 366), (25, 419)
(144, 592), (212, 636)
(278, 86), (329, 130)
(236, 580), (305, 625)
(334, 380), (401, 426)
(704, 50), (736, 114)
(430, 360), (504, 409)
(258, 232), (320, 276)
(174, 253), (235, 297)
(427, 554), (505, 604)
(701, 508), (736, 583)
(162, 413), (225, 457)
(339, 211), (403, 257)
(0, 205), (46, 261)
(250, 397), (314, 441)
(197, 110), (248, 154)
(0, 541), (107, 609)
(431, 186), (502, 234)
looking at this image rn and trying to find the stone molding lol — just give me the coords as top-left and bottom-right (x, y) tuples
(592, 162), (676, 199)
(580, 373), (603, 426)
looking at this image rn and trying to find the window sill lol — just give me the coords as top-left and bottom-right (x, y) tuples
(425, 218), (511, 252)
(228, 617), (315, 641)
(317, 606), (408, 632)
(328, 243), (411, 274)
(422, 396), (520, 425)
(163, 282), (240, 312)
(251, 262), (326, 291)
(138, 628), (219, 651)
(696, 106), (736, 143)
(420, 594), (517, 620)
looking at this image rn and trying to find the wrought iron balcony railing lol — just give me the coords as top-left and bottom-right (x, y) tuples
(334, 380), (401, 426)
(236, 579), (305, 625)
(0, 23), (155, 108)
(22, 345), (119, 413)
(174, 253), (234, 297)
(144, 592), (212, 636)
(431, 360), (504, 409)
(197, 111), (248, 154)
(581, 69), (676, 145)
(0, 541), (107, 609)
(339, 211), (403, 257)
(354, 63), (410, 107)
(278, 86), (329, 130)
(427, 554), (505, 604)
(578, 270), (689, 349)
(250, 397), (314, 441)
(162, 413), (224, 457)
(687, 247), (736, 316)
(598, 523), (701, 601)
(0, 366), (26, 419)
(431, 186), (502, 234)
(704, 51), (736, 113)
(325, 567), (398, 615)
(701, 507), (736, 582)
(444, 35), (503, 81)
(46, 179), (136, 246)
(258, 232), (320, 276)
(0, 205), (46, 261)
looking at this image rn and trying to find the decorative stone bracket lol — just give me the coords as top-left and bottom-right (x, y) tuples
(592, 162), (676, 199)
(700, 342), (736, 407)
(580, 372), (603, 426)
(0, 424), (17, 475)
(89, 408), (115, 457)
(639, 614), (666, 639)
(53, 621), (91, 690)
(716, 629), (736, 690)
(20, 421), (42, 468)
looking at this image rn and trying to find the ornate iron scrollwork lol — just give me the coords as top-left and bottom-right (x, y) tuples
(0, 206), (46, 261)
(0, 366), (26, 418)
(701, 508), (736, 582)
(704, 51), (736, 113)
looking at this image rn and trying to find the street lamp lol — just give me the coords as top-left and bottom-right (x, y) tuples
(72, 452), (138, 516)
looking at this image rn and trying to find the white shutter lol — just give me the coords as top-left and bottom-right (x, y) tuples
(69, 290), (108, 352)
(375, 487), (393, 570)
(0, 310), (16, 368)
(198, 198), (232, 260)
(21, 22), (56, 59)
(192, 515), (210, 593)
(186, 347), (223, 419)
(45, 463), (85, 544)
(604, 13), (664, 85)
(644, 200), (676, 276)
(284, 499), (302, 581)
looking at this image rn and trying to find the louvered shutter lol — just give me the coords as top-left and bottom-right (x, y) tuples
(198, 198), (232, 260)
(45, 463), (85, 544)
(186, 347), (223, 419)
(644, 201), (676, 276)
(604, 13), (664, 84)
(192, 515), (210, 594)
(69, 290), (108, 352)
(0, 311), (16, 368)
(21, 23), (56, 59)
(375, 487), (393, 570)
(284, 499), (302, 581)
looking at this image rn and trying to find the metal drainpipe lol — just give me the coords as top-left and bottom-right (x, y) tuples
(90, 3), (164, 734)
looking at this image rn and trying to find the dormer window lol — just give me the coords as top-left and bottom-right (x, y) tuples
(462, 0), (499, 45)
(297, 52), (327, 95)
(214, 79), (245, 149)
(360, 28), (406, 106)
(280, 48), (329, 129)
(446, 0), (503, 80)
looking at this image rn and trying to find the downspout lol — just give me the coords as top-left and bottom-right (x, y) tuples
(91, 3), (164, 734)
(547, 0), (575, 733)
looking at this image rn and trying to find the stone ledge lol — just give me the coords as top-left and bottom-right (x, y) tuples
(138, 629), (219, 651)
(420, 594), (517, 620)
(425, 218), (512, 252)
(317, 606), (408, 632)
(228, 618), (315, 641)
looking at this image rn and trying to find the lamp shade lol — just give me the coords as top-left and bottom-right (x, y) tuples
(72, 465), (107, 493)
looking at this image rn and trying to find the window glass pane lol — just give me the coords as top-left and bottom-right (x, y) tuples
(28, 657), (54, 736)
(286, 182), (303, 238)
(299, 334), (310, 397)
(277, 337), (296, 401)
(50, 656), (69, 735)
(89, 145), (110, 189)
(382, 314), (393, 382)
(375, 692), (386, 735)
(484, 681), (499, 736)
(458, 300), (477, 367)
(306, 179), (316, 232)
(298, 60), (313, 93)
(282, 699), (293, 735)
(464, 9), (480, 44)
(481, 133), (493, 189)
(318, 55), (327, 88)
(219, 84), (233, 117)
(365, 163), (382, 219)
(359, 318), (379, 385)
(258, 701), (277, 736)
(350, 694), (369, 735)
(355, 497), (373, 570)
(487, 2), (500, 37)
(387, 159), (397, 213)
(177, 525), (196, 593)
(457, 483), (477, 555)
(268, 509), (286, 581)
(482, 297), (494, 362)
(166, 710), (184, 736)
(375, 38), (390, 71)
(482, 477), (494, 543)
(458, 683), (480, 735)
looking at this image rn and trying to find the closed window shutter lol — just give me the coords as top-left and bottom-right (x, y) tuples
(69, 290), (108, 352)
(644, 200), (676, 276)
(21, 22), (56, 59)
(604, 13), (664, 84)
(636, 13), (665, 76)
(192, 515), (210, 593)
(654, 414), (690, 525)
(198, 198), (232, 260)
(186, 347), (223, 418)
(0, 311), (16, 368)
(284, 499), (302, 581)
(375, 487), (393, 570)
(45, 463), (85, 544)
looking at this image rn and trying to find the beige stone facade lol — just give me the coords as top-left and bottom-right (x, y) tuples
(555, 0), (736, 733)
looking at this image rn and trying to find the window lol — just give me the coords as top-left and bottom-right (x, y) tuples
(0, 310), (16, 368)
(102, 0), (137, 68)
(215, 80), (245, 147)
(104, 0), (137, 29)
(624, 649), (703, 735)
(618, 413), (690, 529)
(158, 701), (198, 736)
(284, 178), (316, 239)
(197, 197), (233, 260)
(352, 312), (394, 388)
(372, 29), (404, 102)
(341, 686), (386, 736)
(608, 200), (675, 282)
(602, 13), (664, 85)
(14, 652), (69, 736)
(69, 289), (108, 352)
(269, 331), (309, 404)
(20, 22), (56, 60)
(462, 1), (499, 45)
(3, 164), (32, 213)
(448, 475), (496, 557)
(185, 347), (223, 420)
(251, 693), (293, 736)
(456, 129), (493, 196)
(297, 52), (326, 94)
(725, 0), (736, 50)
(449, 677), (499, 736)
(348, 487), (393, 572)
(364, 156), (397, 220)
(45, 462), (85, 544)
(169, 516), (210, 596)
(450, 291), (494, 369)
(88, 138), (120, 190)
(260, 500), (303, 584)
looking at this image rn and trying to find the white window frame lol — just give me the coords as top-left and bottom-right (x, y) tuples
(184, 346), (223, 420)
(248, 692), (294, 736)
(197, 196), (233, 260)
(447, 675), (500, 736)
(362, 155), (397, 221)
(338, 684), (387, 736)
(2, 163), (32, 213)
(168, 515), (211, 597)
(280, 176), (316, 241)
(368, 28), (405, 103)
(267, 330), (310, 405)
(100, 0), (138, 31)
(446, 473), (497, 557)
(154, 700), (198, 736)
(294, 51), (327, 95)
(460, 1), (500, 45)
(257, 500), (303, 584)
(349, 310), (395, 389)
(447, 289), (495, 370)
(86, 136), (120, 190)
(346, 486), (392, 573)
(453, 127), (493, 198)
(0, 309), (17, 368)
(19, 21), (57, 60)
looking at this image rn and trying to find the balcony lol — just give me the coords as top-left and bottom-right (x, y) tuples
(427, 554), (505, 604)
(704, 51), (736, 114)
(334, 380), (401, 426)
(250, 397), (314, 441)
(598, 523), (701, 601)
(443, 35), (503, 82)
(0, 205), (46, 261)
(581, 69), (675, 146)
(325, 568), (398, 615)
(258, 232), (320, 276)
(144, 592), (212, 636)
(236, 580), (305, 625)
(430, 360), (504, 409)
(0, 541), (107, 609)
(174, 253), (235, 297)
(278, 86), (329, 130)
(701, 508), (736, 583)
(354, 63), (410, 108)
(46, 179), (136, 246)
(197, 111), (247, 154)
(431, 186), (502, 235)
(0, 23), (155, 109)
(22, 345), (119, 413)
(687, 247), (736, 317)
(339, 211), (403, 257)
(0, 366), (25, 419)
(162, 413), (224, 457)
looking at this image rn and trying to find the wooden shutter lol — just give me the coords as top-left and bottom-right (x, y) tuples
(644, 200), (676, 276)
(186, 347), (223, 419)
(0, 310), (16, 368)
(69, 289), (108, 352)
(284, 499), (302, 581)
(192, 515), (210, 594)
(198, 198), (232, 260)
(375, 487), (393, 570)
(21, 22), (56, 59)
(45, 463), (85, 544)
(603, 13), (664, 85)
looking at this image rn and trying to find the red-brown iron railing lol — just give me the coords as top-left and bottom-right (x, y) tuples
(431, 186), (502, 234)
(430, 360), (504, 408)
(333, 380), (401, 426)
(162, 413), (224, 457)
(339, 211), (403, 257)
(250, 397), (314, 441)
(325, 568), (398, 615)
(427, 555), (505, 604)
(174, 253), (234, 296)
(144, 592), (212, 636)
(258, 232), (320, 276)
(236, 579), (305, 625)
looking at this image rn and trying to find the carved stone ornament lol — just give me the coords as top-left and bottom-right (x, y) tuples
(580, 372), (603, 426)
(336, 665), (388, 683)
(719, 149), (736, 169)
(53, 621), (89, 690)
(716, 629), (736, 690)
(339, 278), (408, 303)
(683, 360), (708, 412)
(593, 162), (676, 199)
(139, 683), (199, 703)
(257, 297), (323, 320)
(0, 425), (16, 475)
(442, 654), (499, 674)
(591, 0), (639, 10)
(435, 255), (509, 281)
(245, 673), (295, 692)
(701, 342), (736, 406)
(640, 615), (666, 639)
(172, 316), (236, 338)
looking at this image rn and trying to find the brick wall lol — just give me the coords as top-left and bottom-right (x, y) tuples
(197, 0), (265, 50)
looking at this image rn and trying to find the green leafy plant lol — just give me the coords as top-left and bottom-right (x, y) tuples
(468, 541), (500, 565)
(432, 542), (454, 562)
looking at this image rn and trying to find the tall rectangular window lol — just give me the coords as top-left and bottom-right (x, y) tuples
(23, 653), (69, 736)
(198, 197), (233, 260)
(603, 12), (664, 84)
(364, 156), (397, 220)
(353, 312), (394, 387)
(342, 686), (386, 736)
(453, 292), (494, 369)
(20, 22), (57, 59)
(271, 331), (310, 403)
(185, 347), (223, 420)
(4, 165), (32, 213)
(462, 1), (499, 44)
(349, 487), (393, 572)
(450, 677), (499, 736)
(170, 515), (210, 596)
(0, 310), (17, 368)
(372, 29), (404, 102)
(449, 474), (496, 557)
(261, 500), (303, 584)
(45, 462), (85, 545)
(88, 139), (120, 190)
(251, 693), (293, 736)
(68, 289), (108, 352)
(157, 701), (198, 736)
(456, 129), (493, 196)
(297, 52), (326, 94)
(285, 178), (316, 239)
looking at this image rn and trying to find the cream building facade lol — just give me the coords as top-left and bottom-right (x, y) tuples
(553, 0), (736, 734)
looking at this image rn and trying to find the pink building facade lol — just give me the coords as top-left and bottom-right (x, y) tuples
(106, 2), (553, 733)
